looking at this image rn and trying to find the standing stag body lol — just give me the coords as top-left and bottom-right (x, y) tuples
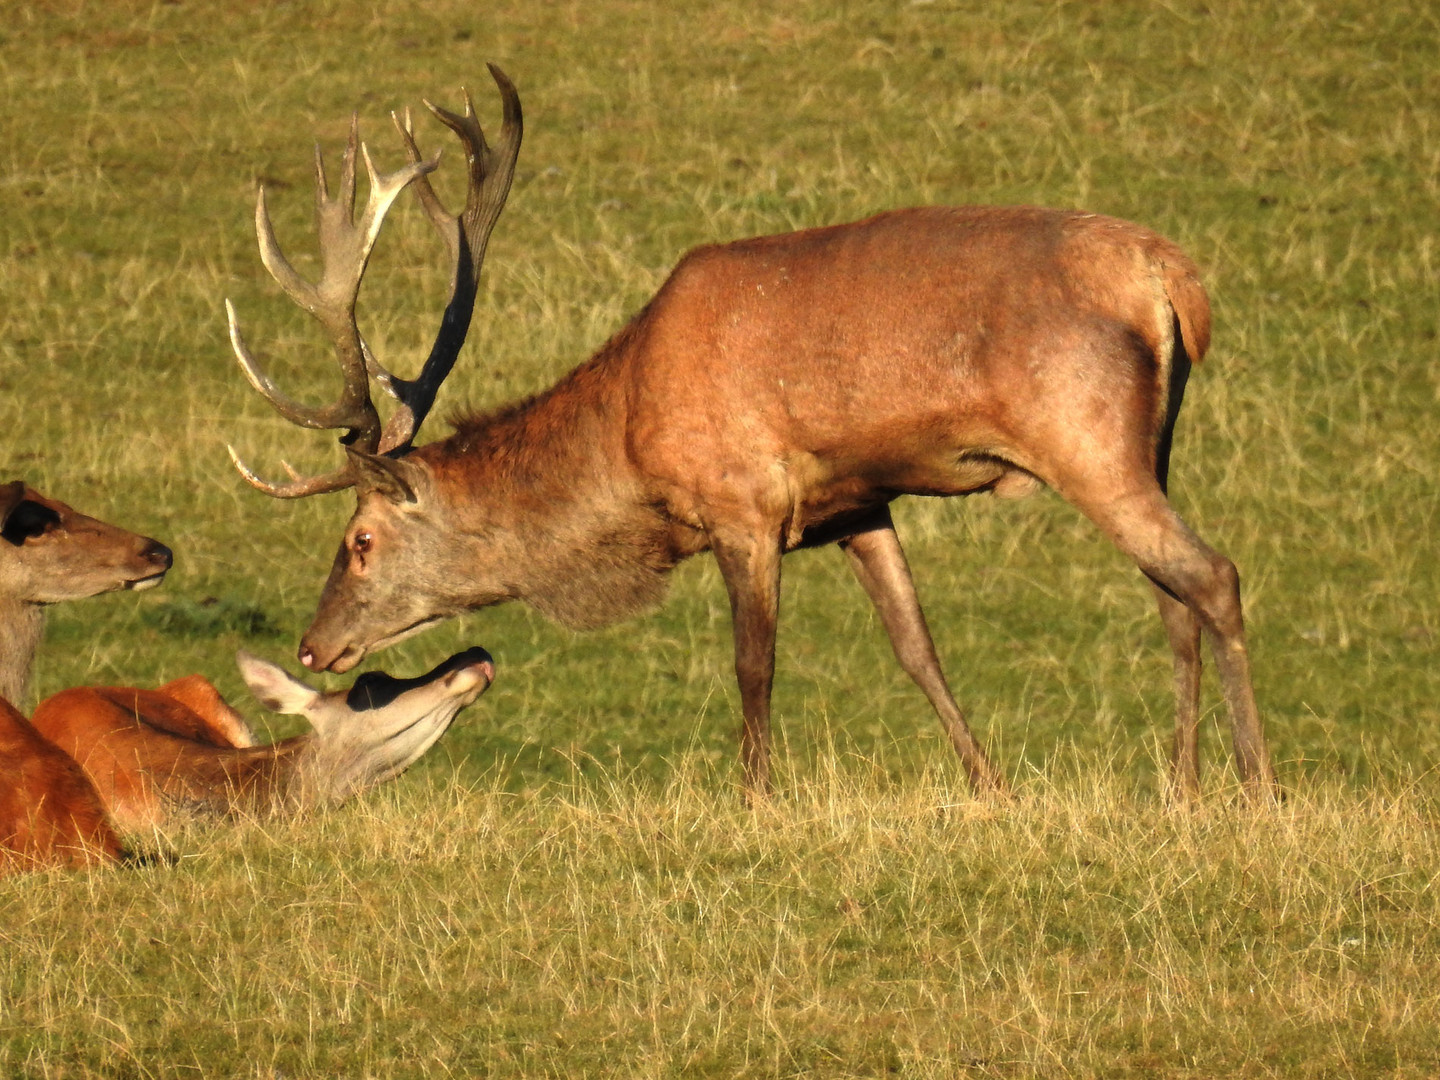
(229, 67), (1276, 800)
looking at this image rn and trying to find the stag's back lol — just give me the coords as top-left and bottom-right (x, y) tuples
(621, 206), (1210, 524)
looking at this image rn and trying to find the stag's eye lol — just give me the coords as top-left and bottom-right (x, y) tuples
(352, 531), (373, 555)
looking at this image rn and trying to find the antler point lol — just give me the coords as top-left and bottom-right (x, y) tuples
(227, 445), (267, 488)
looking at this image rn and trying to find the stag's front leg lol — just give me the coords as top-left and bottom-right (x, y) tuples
(838, 508), (1008, 796)
(710, 532), (783, 800)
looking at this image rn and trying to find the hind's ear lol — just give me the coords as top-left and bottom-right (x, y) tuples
(0, 481), (26, 525)
(236, 650), (319, 716)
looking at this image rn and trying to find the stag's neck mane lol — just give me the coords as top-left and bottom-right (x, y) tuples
(0, 594), (45, 706)
(444, 313), (643, 461)
(429, 318), (680, 630)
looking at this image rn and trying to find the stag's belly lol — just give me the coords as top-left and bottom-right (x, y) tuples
(781, 449), (1040, 549)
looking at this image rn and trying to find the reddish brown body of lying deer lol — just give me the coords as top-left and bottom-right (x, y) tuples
(31, 649), (495, 830)
(228, 68), (1275, 801)
(0, 696), (125, 873)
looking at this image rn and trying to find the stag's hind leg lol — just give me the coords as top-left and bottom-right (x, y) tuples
(839, 507), (1008, 795)
(1152, 583), (1203, 799)
(1071, 482), (1276, 799)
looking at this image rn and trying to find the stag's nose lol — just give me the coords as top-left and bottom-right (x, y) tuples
(298, 636), (362, 673)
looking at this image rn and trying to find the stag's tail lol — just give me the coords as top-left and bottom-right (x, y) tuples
(1161, 251), (1212, 365)
(1152, 244), (1211, 492)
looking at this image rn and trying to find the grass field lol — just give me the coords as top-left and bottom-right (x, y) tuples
(2, 0), (1439, 1075)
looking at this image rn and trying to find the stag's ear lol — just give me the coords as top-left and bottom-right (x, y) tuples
(346, 448), (421, 505)
(236, 650), (320, 716)
(0, 481), (27, 524)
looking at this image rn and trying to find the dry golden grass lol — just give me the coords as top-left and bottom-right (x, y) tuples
(5, 760), (1440, 1077)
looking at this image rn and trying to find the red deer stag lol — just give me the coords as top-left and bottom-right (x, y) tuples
(226, 66), (1275, 801)
(0, 481), (170, 872)
(32, 648), (494, 830)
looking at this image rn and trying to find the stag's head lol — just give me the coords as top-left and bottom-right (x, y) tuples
(0, 481), (172, 604)
(226, 66), (521, 674)
(299, 449), (525, 672)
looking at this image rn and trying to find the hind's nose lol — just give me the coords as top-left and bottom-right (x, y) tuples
(142, 540), (174, 571)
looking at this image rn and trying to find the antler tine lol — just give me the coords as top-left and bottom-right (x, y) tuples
(369, 65), (524, 455)
(392, 106), (460, 267)
(227, 300), (335, 430)
(348, 143), (441, 287)
(433, 62), (524, 275)
(337, 113), (360, 222)
(225, 445), (356, 499)
(227, 299), (370, 496)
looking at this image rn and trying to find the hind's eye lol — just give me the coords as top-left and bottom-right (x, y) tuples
(353, 531), (373, 555)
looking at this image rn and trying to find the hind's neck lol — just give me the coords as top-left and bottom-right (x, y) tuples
(0, 596), (44, 707)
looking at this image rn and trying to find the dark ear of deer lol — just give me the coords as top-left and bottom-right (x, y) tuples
(0, 482), (25, 522)
(227, 64), (522, 498)
(346, 448), (418, 504)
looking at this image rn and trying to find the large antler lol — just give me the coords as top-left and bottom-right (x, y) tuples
(227, 65), (523, 498)
(374, 62), (523, 455)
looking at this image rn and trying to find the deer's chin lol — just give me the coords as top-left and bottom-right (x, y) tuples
(304, 616), (446, 673)
(125, 572), (168, 592)
(368, 615), (447, 654)
(330, 649), (364, 674)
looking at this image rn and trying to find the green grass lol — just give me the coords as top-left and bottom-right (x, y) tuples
(2, 0), (1439, 1074)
